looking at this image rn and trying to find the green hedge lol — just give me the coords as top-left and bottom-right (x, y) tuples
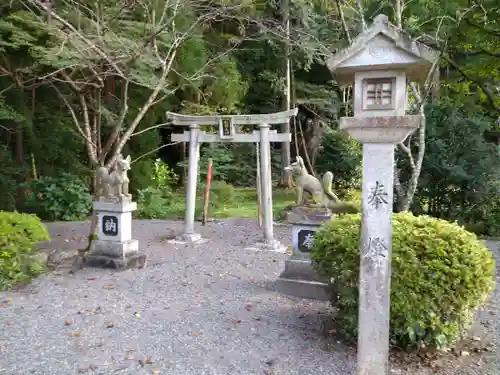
(23, 173), (92, 221)
(0, 211), (50, 289)
(311, 212), (496, 350)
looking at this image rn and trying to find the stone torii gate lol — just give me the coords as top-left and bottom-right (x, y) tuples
(168, 109), (297, 250)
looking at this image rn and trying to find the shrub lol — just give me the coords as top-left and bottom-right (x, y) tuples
(23, 173), (92, 221)
(315, 129), (362, 191)
(152, 159), (178, 193)
(210, 181), (235, 207)
(312, 213), (496, 350)
(136, 187), (172, 219)
(0, 211), (50, 289)
(136, 161), (179, 219)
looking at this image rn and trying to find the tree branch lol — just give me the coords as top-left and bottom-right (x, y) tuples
(335, 0), (351, 44)
(131, 122), (169, 138)
(100, 79), (130, 163)
(132, 141), (180, 164)
(397, 141), (415, 170)
(107, 40), (179, 168)
(445, 55), (500, 114)
(50, 83), (98, 164)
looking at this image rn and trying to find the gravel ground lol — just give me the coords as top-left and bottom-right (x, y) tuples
(0, 219), (498, 375)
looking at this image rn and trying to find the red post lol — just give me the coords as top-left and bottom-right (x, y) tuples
(202, 158), (213, 226)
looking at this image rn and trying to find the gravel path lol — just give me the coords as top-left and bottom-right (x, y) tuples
(0, 219), (498, 375)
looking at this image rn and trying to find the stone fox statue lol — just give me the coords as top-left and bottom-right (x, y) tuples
(95, 154), (132, 201)
(284, 156), (341, 209)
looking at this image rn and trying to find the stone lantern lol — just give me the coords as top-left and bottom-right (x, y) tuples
(327, 14), (438, 375)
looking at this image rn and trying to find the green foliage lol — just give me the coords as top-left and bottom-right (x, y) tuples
(23, 173), (92, 222)
(136, 187), (172, 219)
(414, 101), (500, 235)
(152, 158), (178, 193)
(0, 211), (50, 289)
(210, 180), (235, 206)
(179, 143), (283, 187)
(342, 189), (362, 206)
(197, 144), (244, 185)
(462, 188), (500, 237)
(0, 0), (497, 246)
(312, 213), (496, 350)
(136, 159), (178, 219)
(315, 129), (362, 191)
(0, 144), (24, 211)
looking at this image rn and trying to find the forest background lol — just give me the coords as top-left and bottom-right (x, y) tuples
(1, 0), (499, 236)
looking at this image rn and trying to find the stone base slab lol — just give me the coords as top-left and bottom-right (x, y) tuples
(287, 207), (332, 225)
(280, 258), (324, 281)
(276, 278), (329, 301)
(82, 252), (146, 270)
(276, 258), (329, 300)
(179, 232), (203, 243)
(89, 239), (138, 257)
(93, 200), (137, 213)
(245, 239), (287, 253)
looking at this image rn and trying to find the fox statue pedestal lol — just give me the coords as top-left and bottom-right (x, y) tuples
(83, 199), (146, 270)
(276, 206), (330, 301)
(82, 155), (146, 270)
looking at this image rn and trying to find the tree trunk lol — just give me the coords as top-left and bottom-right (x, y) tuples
(397, 104), (426, 212)
(14, 120), (25, 209)
(280, 0), (292, 187)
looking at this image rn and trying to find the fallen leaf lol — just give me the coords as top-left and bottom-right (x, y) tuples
(152, 370), (160, 375)
(64, 320), (72, 326)
(71, 331), (81, 337)
(125, 355), (135, 360)
(103, 284), (116, 290)
(232, 319), (242, 324)
(101, 362), (113, 366)
(145, 356), (154, 364)
(134, 312), (141, 318)
(263, 370), (273, 375)
(187, 331), (202, 337)
(87, 277), (97, 280)
(72, 300), (80, 303)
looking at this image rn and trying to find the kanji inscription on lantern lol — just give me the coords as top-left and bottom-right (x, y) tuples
(363, 236), (388, 270)
(297, 229), (316, 253)
(367, 180), (389, 209)
(102, 215), (118, 236)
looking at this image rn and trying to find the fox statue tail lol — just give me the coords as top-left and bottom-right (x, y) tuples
(321, 171), (359, 213)
(95, 166), (109, 191)
(322, 171), (340, 203)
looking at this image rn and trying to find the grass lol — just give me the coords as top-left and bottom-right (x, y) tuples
(211, 187), (295, 219)
(147, 187), (296, 220)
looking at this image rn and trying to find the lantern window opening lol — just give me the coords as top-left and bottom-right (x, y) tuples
(363, 78), (396, 110)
